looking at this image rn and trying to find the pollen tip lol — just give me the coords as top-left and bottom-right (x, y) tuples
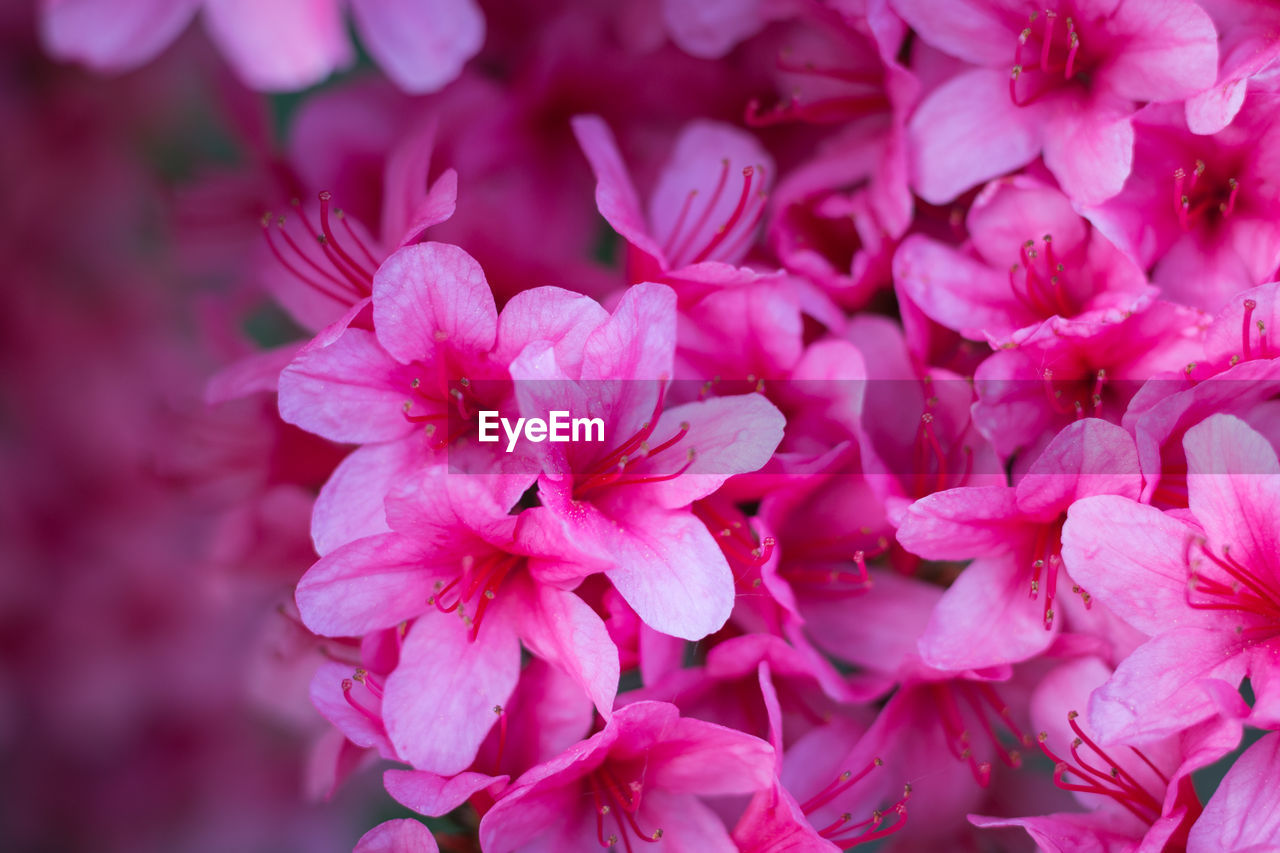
(873, 757), (883, 766)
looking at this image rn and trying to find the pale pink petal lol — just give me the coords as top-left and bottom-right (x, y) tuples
(907, 68), (1044, 204)
(350, 0), (484, 94)
(646, 716), (775, 795)
(571, 115), (667, 263)
(372, 242), (498, 365)
(493, 286), (609, 376)
(660, 0), (767, 60)
(969, 812), (1139, 852)
(1041, 108), (1134, 205)
(384, 769), (504, 817)
(1102, 0), (1218, 102)
(40, 0), (198, 70)
(1061, 495), (1206, 636)
(296, 533), (450, 636)
(309, 662), (393, 756)
(1184, 415), (1280, 575)
(311, 435), (433, 556)
(919, 556), (1057, 670)
(278, 328), (412, 443)
(889, 0), (1016, 65)
(516, 581), (619, 719)
(638, 790), (739, 852)
(383, 611), (520, 774)
(1014, 418), (1143, 517)
(355, 819), (439, 853)
(896, 486), (1026, 561)
(1089, 627), (1247, 744)
(202, 0), (353, 91)
(648, 121), (774, 267)
(1187, 733), (1280, 852)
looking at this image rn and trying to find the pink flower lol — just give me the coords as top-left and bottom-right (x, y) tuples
(895, 173), (1154, 343)
(355, 818), (438, 852)
(894, 0), (1219, 203)
(40, 0), (484, 93)
(478, 700), (775, 853)
(297, 467), (617, 774)
(897, 418), (1142, 670)
(572, 115), (775, 285)
(511, 283), (786, 640)
(1083, 99), (1280, 311)
(972, 656), (1240, 851)
(1062, 414), (1280, 743)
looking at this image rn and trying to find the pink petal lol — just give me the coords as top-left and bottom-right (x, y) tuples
(278, 328), (411, 443)
(893, 235), (1035, 340)
(516, 581), (619, 719)
(493, 286), (609, 376)
(311, 435), (434, 556)
(40, 0), (198, 70)
(571, 115), (666, 263)
(1188, 733), (1280, 851)
(1041, 108), (1134, 205)
(372, 242), (498, 366)
(384, 769), (504, 817)
(1184, 415), (1280, 576)
(202, 0), (353, 91)
(296, 533), (449, 637)
(1089, 627), (1247, 744)
(204, 342), (303, 404)
(889, 0), (1015, 65)
(896, 486), (1025, 561)
(637, 789), (740, 852)
(907, 68), (1044, 204)
(309, 662), (394, 756)
(1061, 495), (1206, 636)
(383, 610), (520, 774)
(646, 716), (776, 795)
(647, 121), (774, 268)
(1014, 418), (1143, 517)
(577, 501), (733, 641)
(581, 282), (677, 383)
(659, 0), (767, 59)
(919, 556), (1057, 670)
(355, 819), (439, 853)
(1102, 0), (1219, 103)
(349, 0), (484, 94)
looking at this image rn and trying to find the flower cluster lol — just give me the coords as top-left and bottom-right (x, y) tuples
(33, 0), (1280, 850)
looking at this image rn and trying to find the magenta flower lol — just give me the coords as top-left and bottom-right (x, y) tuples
(1063, 414), (1280, 743)
(894, 0), (1219, 203)
(1185, 0), (1280, 134)
(1083, 99), (1280, 310)
(511, 283), (786, 640)
(572, 115), (775, 286)
(40, 0), (484, 93)
(895, 173), (1154, 343)
(297, 467), (617, 774)
(897, 418), (1142, 670)
(478, 701), (775, 852)
(973, 656), (1240, 851)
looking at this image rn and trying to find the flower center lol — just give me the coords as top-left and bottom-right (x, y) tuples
(910, 386), (976, 498)
(342, 667), (386, 729)
(1042, 366), (1108, 419)
(427, 550), (523, 640)
(261, 191), (380, 306)
(573, 387), (695, 499)
(1010, 9), (1085, 105)
(401, 368), (476, 449)
(1185, 538), (1280, 643)
(692, 500), (776, 577)
(589, 764), (663, 852)
(1173, 160), (1240, 230)
(1009, 234), (1078, 318)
